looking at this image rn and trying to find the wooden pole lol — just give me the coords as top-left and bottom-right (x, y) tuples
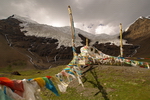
(68, 6), (76, 56)
(68, 6), (75, 48)
(86, 38), (88, 46)
(119, 23), (123, 57)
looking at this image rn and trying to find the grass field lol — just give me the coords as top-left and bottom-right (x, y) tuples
(1, 64), (150, 100)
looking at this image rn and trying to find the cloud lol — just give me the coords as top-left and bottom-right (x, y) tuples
(0, 0), (150, 35)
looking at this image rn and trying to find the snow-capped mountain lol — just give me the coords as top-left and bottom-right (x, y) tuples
(0, 15), (142, 69)
(12, 14), (127, 47)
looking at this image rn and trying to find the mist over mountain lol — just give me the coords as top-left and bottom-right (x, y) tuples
(0, 15), (148, 69)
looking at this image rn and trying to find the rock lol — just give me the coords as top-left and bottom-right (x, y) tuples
(11, 71), (21, 75)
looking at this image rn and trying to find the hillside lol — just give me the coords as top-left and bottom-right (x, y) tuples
(0, 15), (149, 69)
(123, 16), (150, 57)
(0, 33), (34, 69)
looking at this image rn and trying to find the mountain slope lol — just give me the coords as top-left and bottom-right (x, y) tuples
(0, 32), (33, 69)
(0, 15), (141, 69)
(123, 16), (150, 57)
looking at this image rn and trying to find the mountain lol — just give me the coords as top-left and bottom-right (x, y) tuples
(0, 15), (141, 69)
(123, 16), (150, 57)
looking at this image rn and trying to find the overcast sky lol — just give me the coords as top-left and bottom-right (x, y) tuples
(0, 0), (150, 35)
